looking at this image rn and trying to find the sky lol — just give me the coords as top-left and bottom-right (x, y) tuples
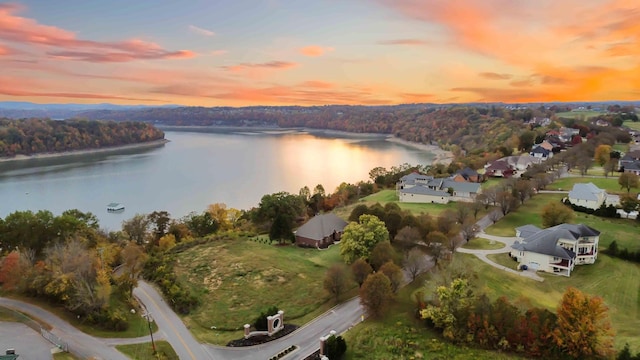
(1, 0), (639, 106)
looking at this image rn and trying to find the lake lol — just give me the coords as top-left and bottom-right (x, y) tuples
(0, 129), (436, 231)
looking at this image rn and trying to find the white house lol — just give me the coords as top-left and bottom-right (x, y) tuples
(396, 173), (481, 203)
(567, 182), (606, 210)
(510, 223), (600, 277)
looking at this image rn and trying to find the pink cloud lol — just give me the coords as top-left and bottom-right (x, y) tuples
(0, 4), (195, 62)
(223, 61), (297, 73)
(299, 45), (334, 57)
(211, 49), (228, 56)
(300, 80), (334, 89)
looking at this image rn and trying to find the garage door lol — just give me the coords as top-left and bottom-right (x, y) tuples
(527, 262), (539, 270)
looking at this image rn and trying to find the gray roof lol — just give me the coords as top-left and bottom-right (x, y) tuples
(398, 172), (434, 185)
(625, 161), (640, 171)
(400, 184), (450, 197)
(294, 213), (347, 241)
(515, 224), (541, 238)
(441, 179), (481, 193)
(568, 182), (604, 201)
(512, 223), (600, 259)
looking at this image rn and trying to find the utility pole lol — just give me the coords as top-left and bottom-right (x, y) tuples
(142, 313), (156, 354)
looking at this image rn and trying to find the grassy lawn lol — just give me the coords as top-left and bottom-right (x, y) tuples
(487, 253), (520, 270)
(548, 177), (623, 193)
(343, 272), (528, 360)
(613, 143), (629, 153)
(462, 238), (505, 250)
(485, 194), (565, 236)
(173, 236), (355, 345)
(455, 253), (640, 352)
(116, 341), (178, 360)
(624, 120), (640, 131)
(555, 110), (604, 119)
(53, 352), (82, 360)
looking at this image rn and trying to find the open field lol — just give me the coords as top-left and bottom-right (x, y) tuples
(343, 272), (527, 360)
(548, 176), (624, 193)
(173, 236), (354, 345)
(555, 110), (604, 119)
(116, 341), (178, 360)
(462, 238), (505, 250)
(624, 120), (640, 131)
(455, 253), (640, 352)
(485, 193), (640, 252)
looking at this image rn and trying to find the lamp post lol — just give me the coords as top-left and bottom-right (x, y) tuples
(143, 313), (156, 354)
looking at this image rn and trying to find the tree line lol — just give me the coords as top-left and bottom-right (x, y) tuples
(0, 118), (164, 157)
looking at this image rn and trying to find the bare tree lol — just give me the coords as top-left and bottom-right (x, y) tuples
(488, 209), (502, 224)
(496, 191), (517, 215)
(323, 264), (353, 302)
(459, 219), (478, 242)
(404, 248), (426, 281)
(454, 203), (471, 225)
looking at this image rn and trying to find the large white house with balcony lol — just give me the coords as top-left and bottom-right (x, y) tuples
(509, 223), (600, 277)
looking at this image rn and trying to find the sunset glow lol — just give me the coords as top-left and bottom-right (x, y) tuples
(1, 0), (639, 106)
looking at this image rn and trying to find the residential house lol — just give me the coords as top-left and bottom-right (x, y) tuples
(451, 167), (482, 183)
(501, 155), (543, 172)
(619, 150), (640, 172)
(567, 182), (607, 210)
(510, 223), (600, 277)
(397, 173), (482, 203)
(624, 161), (640, 176)
(484, 160), (515, 178)
(530, 145), (553, 160)
(294, 213), (347, 249)
(558, 127), (581, 143)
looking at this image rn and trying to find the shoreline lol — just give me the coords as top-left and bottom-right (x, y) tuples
(0, 139), (170, 164)
(159, 125), (453, 163)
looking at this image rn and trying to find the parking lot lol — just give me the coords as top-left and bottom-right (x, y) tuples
(0, 322), (53, 360)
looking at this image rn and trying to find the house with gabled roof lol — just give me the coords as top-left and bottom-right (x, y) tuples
(567, 182), (606, 210)
(530, 145), (553, 160)
(396, 172), (482, 203)
(294, 213), (347, 249)
(484, 159), (515, 178)
(452, 167), (481, 183)
(510, 223), (600, 277)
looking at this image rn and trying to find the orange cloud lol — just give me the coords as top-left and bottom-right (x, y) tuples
(398, 92), (435, 103)
(0, 3), (195, 62)
(377, 39), (430, 46)
(479, 72), (511, 80)
(299, 80), (334, 89)
(299, 45), (334, 57)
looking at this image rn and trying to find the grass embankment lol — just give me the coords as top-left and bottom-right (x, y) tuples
(0, 295), (155, 338)
(456, 253), (640, 352)
(173, 235), (356, 345)
(462, 238), (505, 250)
(116, 341), (178, 360)
(53, 352), (82, 360)
(343, 272), (527, 360)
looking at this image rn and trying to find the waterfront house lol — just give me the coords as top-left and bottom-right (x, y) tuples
(397, 172), (481, 203)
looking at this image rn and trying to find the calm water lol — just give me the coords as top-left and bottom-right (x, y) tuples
(0, 129), (435, 231)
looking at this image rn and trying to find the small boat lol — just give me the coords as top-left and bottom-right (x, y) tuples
(107, 202), (125, 212)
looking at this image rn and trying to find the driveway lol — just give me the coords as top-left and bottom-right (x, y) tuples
(0, 321), (53, 359)
(457, 231), (544, 282)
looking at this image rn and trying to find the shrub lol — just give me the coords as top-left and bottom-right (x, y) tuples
(253, 305), (279, 331)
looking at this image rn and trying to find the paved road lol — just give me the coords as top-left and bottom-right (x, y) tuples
(0, 321), (54, 359)
(133, 281), (213, 360)
(0, 297), (129, 360)
(457, 231), (544, 282)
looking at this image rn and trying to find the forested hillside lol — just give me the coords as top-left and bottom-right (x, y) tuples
(79, 105), (546, 155)
(0, 118), (165, 157)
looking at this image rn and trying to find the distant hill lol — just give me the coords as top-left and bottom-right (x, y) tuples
(0, 102), (181, 119)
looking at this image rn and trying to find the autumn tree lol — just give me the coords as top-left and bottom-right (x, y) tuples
(207, 203), (231, 230)
(541, 202), (575, 228)
(393, 226), (422, 253)
(514, 179), (534, 204)
(350, 258), (373, 287)
(117, 241), (147, 298)
(360, 272), (393, 318)
(323, 264), (352, 302)
(369, 241), (398, 271)
(593, 144), (612, 167)
(420, 278), (475, 341)
(619, 194), (639, 218)
(339, 214), (389, 264)
(496, 191), (517, 216)
(379, 261), (403, 293)
(122, 214), (150, 245)
(147, 210), (171, 243)
(0, 251), (21, 290)
(553, 287), (615, 359)
(618, 172), (639, 193)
